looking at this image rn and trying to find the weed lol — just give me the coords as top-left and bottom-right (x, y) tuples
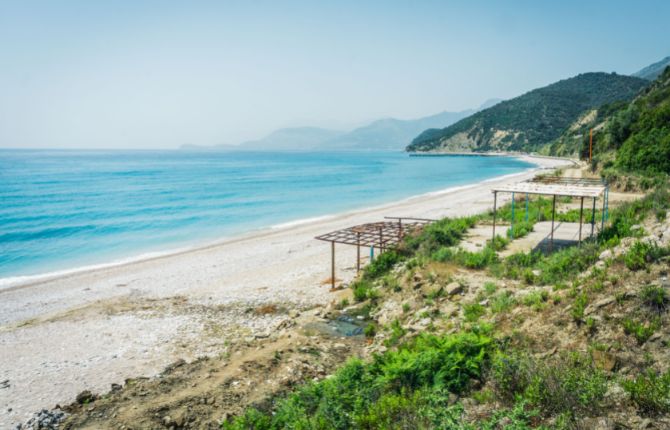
(640, 284), (668, 312)
(622, 317), (660, 344)
(622, 369), (670, 415)
(463, 303), (486, 322)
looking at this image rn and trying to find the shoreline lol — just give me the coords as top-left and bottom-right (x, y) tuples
(0, 154), (553, 293)
(0, 154), (574, 427)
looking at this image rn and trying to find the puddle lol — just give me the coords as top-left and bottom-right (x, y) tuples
(303, 315), (365, 337)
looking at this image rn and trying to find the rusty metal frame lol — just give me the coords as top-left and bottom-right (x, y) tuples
(315, 217), (435, 289)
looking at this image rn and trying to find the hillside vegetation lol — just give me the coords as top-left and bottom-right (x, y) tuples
(406, 73), (648, 153)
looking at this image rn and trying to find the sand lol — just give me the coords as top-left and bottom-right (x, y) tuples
(0, 155), (573, 427)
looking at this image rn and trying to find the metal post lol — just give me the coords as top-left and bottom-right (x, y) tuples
(578, 197), (584, 244)
(331, 241), (335, 290)
(550, 195), (556, 251)
(525, 193), (529, 222)
(492, 192), (497, 243)
(605, 188), (609, 221)
(370, 246), (374, 261)
(601, 191), (607, 234)
(398, 219), (403, 240)
(378, 226), (383, 254)
(356, 232), (361, 272)
(590, 197), (596, 237)
(510, 192), (515, 239)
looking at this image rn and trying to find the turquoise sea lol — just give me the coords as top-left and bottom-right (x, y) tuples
(0, 150), (535, 283)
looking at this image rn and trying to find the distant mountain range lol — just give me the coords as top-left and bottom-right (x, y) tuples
(406, 73), (649, 153)
(181, 100), (500, 152)
(633, 56), (670, 81)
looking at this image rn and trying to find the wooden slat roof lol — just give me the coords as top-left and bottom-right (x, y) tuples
(492, 177), (607, 198)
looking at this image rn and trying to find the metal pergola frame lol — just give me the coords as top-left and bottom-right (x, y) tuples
(315, 217), (434, 289)
(491, 177), (609, 251)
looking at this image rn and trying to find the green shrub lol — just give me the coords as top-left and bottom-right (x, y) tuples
(622, 369), (670, 415)
(521, 290), (549, 311)
(640, 284), (669, 312)
(224, 332), (492, 429)
(385, 319), (407, 347)
(622, 317), (660, 344)
(364, 323), (377, 338)
(463, 303), (486, 322)
(572, 292), (589, 323)
(364, 251), (403, 279)
(352, 280), (374, 302)
(483, 282), (497, 295)
(491, 351), (607, 416)
(490, 291), (516, 313)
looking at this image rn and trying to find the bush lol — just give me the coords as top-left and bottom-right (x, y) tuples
(364, 323), (377, 338)
(640, 284), (669, 312)
(491, 351), (607, 416)
(352, 280), (375, 302)
(490, 291), (516, 313)
(572, 292), (589, 323)
(622, 317), (660, 344)
(224, 332), (492, 429)
(463, 303), (486, 322)
(622, 369), (670, 415)
(364, 250), (403, 279)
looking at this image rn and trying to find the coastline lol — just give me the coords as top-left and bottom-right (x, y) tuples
(0, 154), (573, 427)
(0, 154), (551, 293)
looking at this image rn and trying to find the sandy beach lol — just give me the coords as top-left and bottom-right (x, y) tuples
(0, 155), (573, 427)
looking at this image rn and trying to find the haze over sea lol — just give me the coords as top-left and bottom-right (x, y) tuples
(0, 150), (534, 283)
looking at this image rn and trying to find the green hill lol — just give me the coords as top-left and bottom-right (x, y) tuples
(580, 66), (670, 176)
(406, 73), (649, 153)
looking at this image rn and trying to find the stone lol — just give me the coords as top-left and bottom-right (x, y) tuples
(110, 383), (122, 392)
(162, 415), (173, 426)
(591, 350), (617, 372)
(599, 249), (613, 261)
(445, 282), (463, 296)
(288, 309), (300, 318)
(76, 390), (96, 404)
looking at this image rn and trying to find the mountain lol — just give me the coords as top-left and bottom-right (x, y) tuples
(406, 73), (649, 153)
(326, 99), (501, 151)
(633, 55), (670, 81)
(238, 127), (344, 151)
(181, 102), (498, 152)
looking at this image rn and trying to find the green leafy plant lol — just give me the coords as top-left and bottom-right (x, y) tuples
(622, 369), (670, 415)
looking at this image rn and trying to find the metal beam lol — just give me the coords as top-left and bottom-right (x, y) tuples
(492, 191), (497, 243)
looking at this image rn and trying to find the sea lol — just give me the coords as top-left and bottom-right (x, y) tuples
(0, 150), (536, 285)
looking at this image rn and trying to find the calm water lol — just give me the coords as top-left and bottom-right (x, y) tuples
(0, 150), (535, 281)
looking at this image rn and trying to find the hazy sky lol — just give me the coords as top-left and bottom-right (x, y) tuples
(1, 1), (668, 149)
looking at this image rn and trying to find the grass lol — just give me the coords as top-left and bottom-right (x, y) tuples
(622, 316), (660, 345)
(622, 369), (670, 415)
(463, 303), (486, 322)
(640, 284), (669, 312)
(490, 291), (516, 313)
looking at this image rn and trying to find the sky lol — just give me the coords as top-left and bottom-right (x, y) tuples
(0, 1), (668, 149)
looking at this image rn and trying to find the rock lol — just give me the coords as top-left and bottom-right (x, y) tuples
(111, 383), (122, 392)
(288, 309), (300, 318)
(174, 412), (185, 427)
(586, 296), (615, 315)
(591, 350), (617, 372)
(445, 282), (463, 296)
(76, 390), (96, 404)
(22, 408), (66, 430)
(599, 249), (613, 261)
(639, 418), (652, 428)
(163, 415), (173, 426)
(579, 417), (615, 430)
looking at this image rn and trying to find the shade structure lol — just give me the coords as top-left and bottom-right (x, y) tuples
(315, 217), (434, 289)
(491, 177), (609, 251)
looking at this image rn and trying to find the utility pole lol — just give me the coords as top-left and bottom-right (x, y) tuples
(589, 128), (593, 164)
